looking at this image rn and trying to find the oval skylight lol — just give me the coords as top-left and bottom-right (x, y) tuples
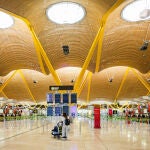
(121, 0), (150, 22)
(0, 11), (14, 29)
(46, 2), (86, 24)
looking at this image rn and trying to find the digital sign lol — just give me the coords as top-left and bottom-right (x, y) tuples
(63, 106), (69, 116)
(55, 107), (62, 116)
(47, 106), (53, 116)
(55, 93), (61, 103)
(47, 93), (53, 103)
(71, 93), (77, 103)
(49, 85), (74, 91)
(63, 93), (69, 103)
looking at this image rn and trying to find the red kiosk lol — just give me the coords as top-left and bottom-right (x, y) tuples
(94, 107), (101, 128)
(108, 108), (113, 117)
(148, 103), (150, 113)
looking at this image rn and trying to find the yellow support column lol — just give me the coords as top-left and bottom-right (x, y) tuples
(95, 26), (104, 72)
(78, 105), (83, 110)
(109, 104), (115, 109)
(95, 0), (125, 72)
(118, 102), (129, 110)
(87, 72), (92, 104)
(0, 70), (18, 92)
(5, 11), (46, 75)
(30, 26), (61, 85)
(74, 0), (125, 90)
(114, 67), (130, 103)
(39, 48), (61, 85)
(1, 91), (8, 99)
(131, 68), (150, 93)
(74, 27), (102, 91)
(18, 70), (37, 103)
(5, 11), (61, 85)
(77, 72), (90, 97)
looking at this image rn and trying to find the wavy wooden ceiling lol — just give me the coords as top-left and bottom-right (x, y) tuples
(100, 0), (150, 73)
(0, 0), (150, 103)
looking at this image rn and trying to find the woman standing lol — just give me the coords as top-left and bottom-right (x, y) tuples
(62, 113), (69, 138)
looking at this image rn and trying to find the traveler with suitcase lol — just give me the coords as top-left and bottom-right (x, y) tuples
(61, 113), (70, 138)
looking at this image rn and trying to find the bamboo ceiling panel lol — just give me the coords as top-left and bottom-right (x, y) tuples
(99, 0), (150, 73)
(20, 70), (55, 102)
(3, 72), (33, 101)
(0, 0), (150, 103)
(90, 67), (125, 101)
(117, 69), (148, 100)
(82, 67), (149, 102)
(77, 74), (89, 102)
(0, 0), (117, 72)
(0, 9), (40, 76)
(0, 92), (4, 98)
(0, 66), (149, 103)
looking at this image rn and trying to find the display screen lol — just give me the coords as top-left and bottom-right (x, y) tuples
(63, 93), (69, 103)
(55, 107), (62, 116)
(63, 106), (69, 116)
(71, 93), (77, 103)
(49, 85), (73, 90)
(47, 106), (53, 116)
(55, 93), (61, 103)
(47, 93), (53, 103)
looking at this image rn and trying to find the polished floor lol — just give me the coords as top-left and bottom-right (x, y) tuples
(0, 117), (150, 150)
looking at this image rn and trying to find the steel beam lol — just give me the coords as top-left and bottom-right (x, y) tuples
(74, 0), (125, 90)
(87, 72), (92, 103)
(74, 27), (102, 91)
(118, 102), (129, 110)
(5, 11), (61, 85)
(77, 72), (89, 97)
(114, 67), (130, 103)
(1, 91), (8, 99)
(5, 11), (46, 75)
(95, 0), (125, 72)
(131, 68), (150, 93)
(0, 70), (18, 92)
(18, 70), (37, 103)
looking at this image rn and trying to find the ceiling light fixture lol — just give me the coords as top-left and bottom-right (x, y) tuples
(46, 2), (86, 24)
(140, 40), (149, 51)
(0, 11), (14, 29)
(121, 0), (150, 22)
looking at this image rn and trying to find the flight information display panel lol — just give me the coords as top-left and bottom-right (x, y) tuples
(55, 107), (62, 116)
(63, 93), (69, 103)
(55, 93), (61, 103)
(71, 93), (77, 103)
(63, 106), (69, 116)
(47, 106), (53, 116)
(47, 93), (53, 103)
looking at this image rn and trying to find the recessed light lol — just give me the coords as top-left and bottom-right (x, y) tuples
(46, 2), (86, 24)
(0, 11), (14, 29)
(121, 0), (150, 22)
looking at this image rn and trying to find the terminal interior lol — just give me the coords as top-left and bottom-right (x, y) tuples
(0, 0), (150, 149)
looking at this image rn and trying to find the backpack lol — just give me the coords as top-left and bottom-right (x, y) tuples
(65, 118), (70, 126)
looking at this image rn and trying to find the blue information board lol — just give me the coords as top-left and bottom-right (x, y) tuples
(47, 93), (53, 103)
(55, 107), (62, 116)
(71, 93), (77, 103)
(63, 93), (69, 103)
(63, 106), (69, 116)
(47, 106), (53, 116)
(55, 93), (61, 103)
